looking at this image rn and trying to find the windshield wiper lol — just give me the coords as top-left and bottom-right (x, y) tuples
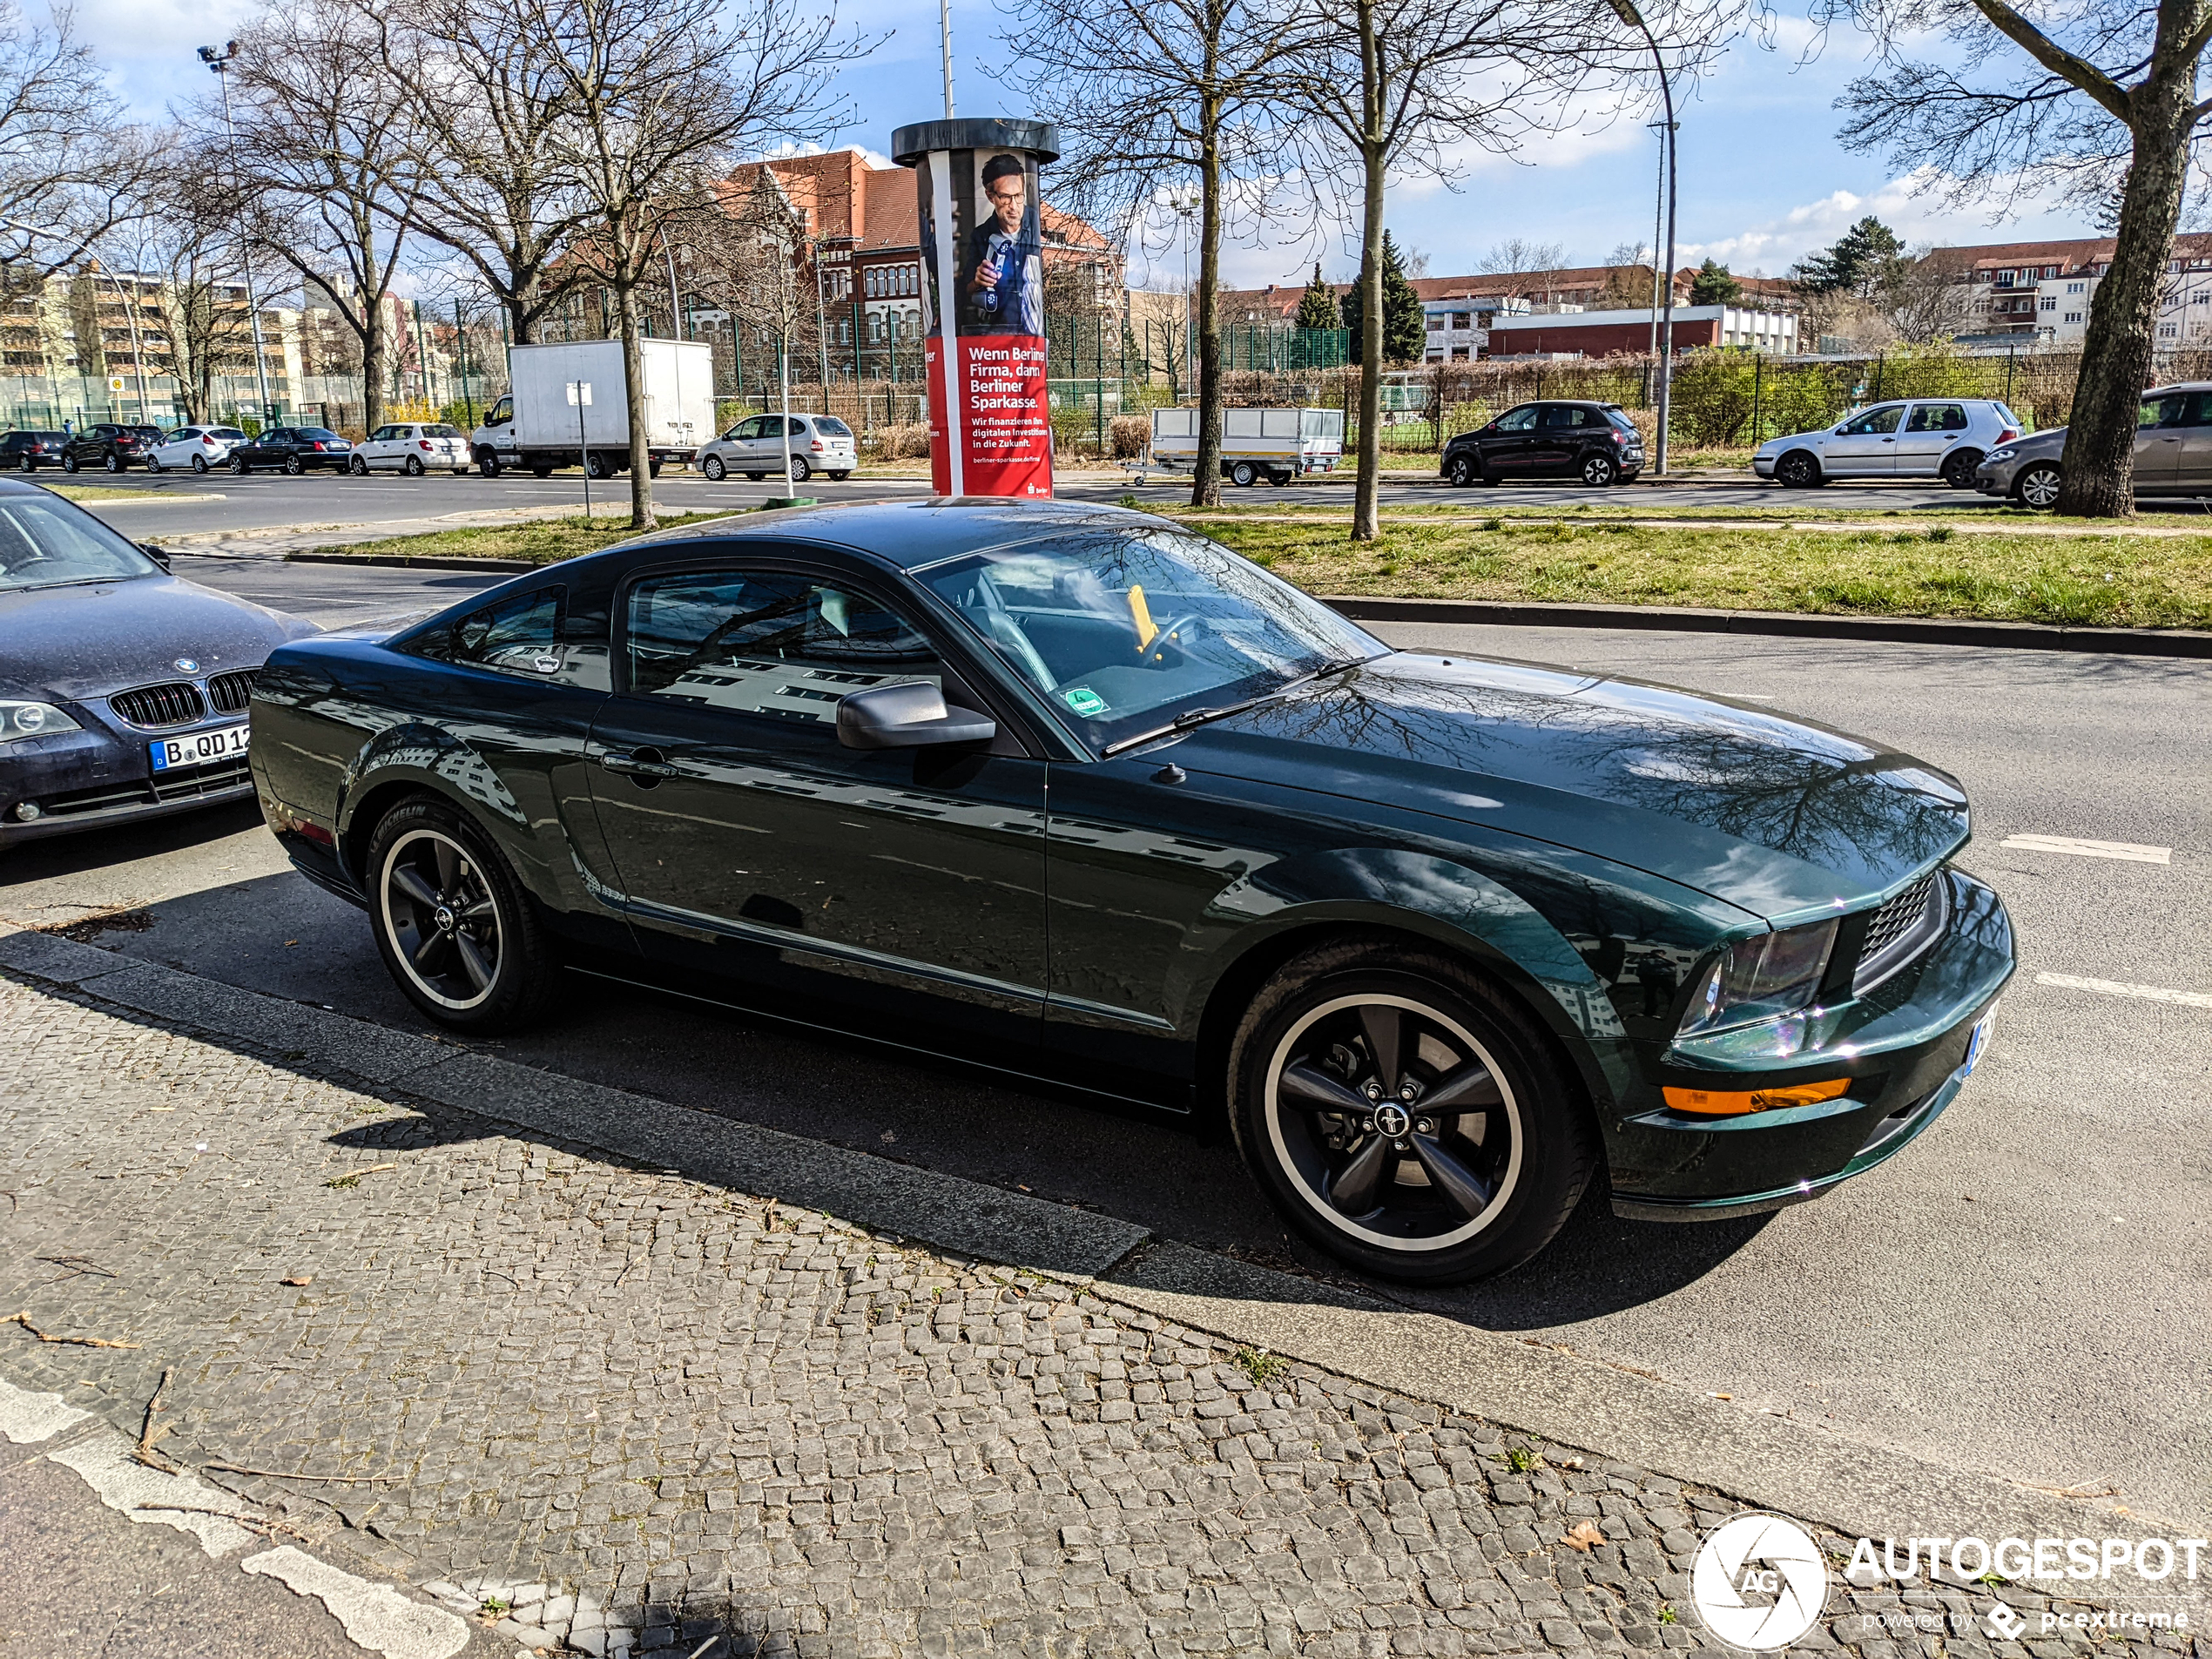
(1098, 656), (1371, 759)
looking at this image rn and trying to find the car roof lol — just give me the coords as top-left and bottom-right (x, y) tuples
(609, 498), (1157, 572)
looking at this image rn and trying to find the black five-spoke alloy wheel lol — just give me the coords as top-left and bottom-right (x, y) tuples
(1230, 941), (1595, 1282)
(368, 796), (555, 1031)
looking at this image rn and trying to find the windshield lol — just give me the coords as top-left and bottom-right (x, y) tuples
(300, 428), (344, 442)
(0, 495), (163, 590)
(423, 424), (462, 438)
(128, 426), (162, 440)
(814, 416), (853, 437)
(211, 428), (246, 440)
(914, 526), (1382, 751)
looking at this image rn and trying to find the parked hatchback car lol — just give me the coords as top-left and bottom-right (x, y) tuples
(1, 477), (314, 847)
(249, 499), (2012, 1284)
(351, 421), (471, 475)
(698, 414), (857, 483)
(1, 430), (67, 472)
(1755, 398), (2021, 489)
(1973, 383), (2212, 508)
(147, 425), (250, 474)
(1440, 401), (1644, 487)
(60, 423), (164, 474)
(227, 426), (354, 475)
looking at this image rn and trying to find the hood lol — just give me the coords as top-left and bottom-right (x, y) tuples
(2004, 427), (2065, 453)
(0, 574), (315, 702)
(1171, 652), (1969, 923)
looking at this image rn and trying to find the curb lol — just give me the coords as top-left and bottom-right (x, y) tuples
(0, 922), (2193, 1581)
(287, 550), (536, 573)
(1329, 594), (2212, 658)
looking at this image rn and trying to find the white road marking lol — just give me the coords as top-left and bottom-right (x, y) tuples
(2035, 972), (2212, 1010)
(241, 1548), (470, 1659)
(47, 1429), (261, 1555)
(0, 1375), (91, 1442)
(2000, 834), (2171, 864)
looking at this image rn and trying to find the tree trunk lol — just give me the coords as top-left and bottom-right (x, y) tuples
(1351, 0), (1385, 543)
(1190, 101), (1224, 508)
(2058, 78), (2193, 517)
(361, 303), (387, 433)
(619, 281), (657, 531)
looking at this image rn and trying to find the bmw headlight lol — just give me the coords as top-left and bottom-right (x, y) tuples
(0, 701), (81, 742)
(1679, 920), (1838, 1037)
(1986, 447), (2016, 463)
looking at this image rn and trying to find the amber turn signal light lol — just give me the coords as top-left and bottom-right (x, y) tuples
(1662, 1078), (1851, 1116)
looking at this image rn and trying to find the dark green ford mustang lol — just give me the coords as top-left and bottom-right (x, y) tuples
(249, 500), (2013, 1282)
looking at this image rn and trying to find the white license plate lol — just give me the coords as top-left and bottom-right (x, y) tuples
(150, 725), (249, 772)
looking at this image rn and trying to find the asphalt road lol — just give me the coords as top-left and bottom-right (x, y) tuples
(6, 556), (2207, 1541)
(54, 463), (1977, 539)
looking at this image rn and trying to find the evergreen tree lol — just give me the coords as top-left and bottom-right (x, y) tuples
(1341, 232), (1426, 365)
(1689, 258), (1743, 305)
(1294, 263), (1338, 331)
(1791, 217), (1910, 301)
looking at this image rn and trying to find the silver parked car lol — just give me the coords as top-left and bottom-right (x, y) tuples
(1754, 397), (2024, 489)
(1973, 383), (2212, 509)
(146, 425), (249, 474)
(697, 413), (858, 484)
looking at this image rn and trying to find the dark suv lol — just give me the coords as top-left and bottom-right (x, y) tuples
(60, 423), (163, 474)
(0, 430), (66, 471)
(1441, 401), (1645, 487)
(226, 426), (354, 474)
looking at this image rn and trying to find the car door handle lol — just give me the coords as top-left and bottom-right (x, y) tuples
(600, 747), (678, 779)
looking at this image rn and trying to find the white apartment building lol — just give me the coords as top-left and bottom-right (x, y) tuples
(1960, 236), (2212, 347)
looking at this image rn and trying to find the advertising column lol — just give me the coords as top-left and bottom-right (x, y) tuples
(892, 118), (1059, 499)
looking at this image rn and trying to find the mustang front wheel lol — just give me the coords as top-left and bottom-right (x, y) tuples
(368, 797), (556, 1032)
(1229, 941), (1595, 1283)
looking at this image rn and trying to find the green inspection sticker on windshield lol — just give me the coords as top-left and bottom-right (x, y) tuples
(1062, 686), (1109, 717)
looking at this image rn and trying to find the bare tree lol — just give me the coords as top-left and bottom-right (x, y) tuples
(1476, 237), (1568, 277)
(214, 0), (425, 432)
(0, 3), (157, 281)
(1887, 245), (1979, 342)
(1008, 0), (1321, 507)
(682, 170), (821, 477)
(537, 0), (861, 529)
(374, 0), (597, 346)
(1824, 0), (2212, 515)
(1285, 0), (1601, 538)
(105, 166), (266, 422)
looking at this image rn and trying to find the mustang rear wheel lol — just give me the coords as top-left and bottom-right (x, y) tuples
(367, 796), (556, 1032)
(1229, 941), (1595, 1283)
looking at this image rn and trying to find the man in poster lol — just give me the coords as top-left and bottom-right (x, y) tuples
(965, 154), (1044, 337)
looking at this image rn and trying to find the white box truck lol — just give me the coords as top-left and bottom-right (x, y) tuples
(1146, 406), (1344, 485)
(470, 338), (714, 479)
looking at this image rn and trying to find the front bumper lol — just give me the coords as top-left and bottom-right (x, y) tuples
(1605, 869), (2013, 1218)
(0, 717), (253, 846)
(1752, 455), (1777, 478)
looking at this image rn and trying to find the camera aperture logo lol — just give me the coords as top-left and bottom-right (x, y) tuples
(1692, 1514), (1831, 1650)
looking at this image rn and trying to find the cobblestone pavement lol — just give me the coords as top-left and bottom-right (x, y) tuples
(0, 968), (2195, 1659)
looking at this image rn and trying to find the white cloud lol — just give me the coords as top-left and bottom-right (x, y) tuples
(1680, 168), (2093, 273)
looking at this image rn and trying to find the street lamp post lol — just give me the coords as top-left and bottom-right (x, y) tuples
(198, 42), (276, 426)
(1170, 188), (1198, 399)
(1611, 0), (1676, 476)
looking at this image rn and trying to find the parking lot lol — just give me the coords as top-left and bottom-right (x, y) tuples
(8, 543), (2206, 1544)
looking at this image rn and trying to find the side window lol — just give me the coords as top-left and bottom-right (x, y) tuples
(419, 587), (580, 681)
(2182, 391), (2212, 427)
(731, 417), (764, 441)
(486, 396), (512, 426)
(1905, 403), (1967, 433)
(1494, 405), (1539, 432)
(2139, 395), (2182, 428)
(626, 569), (942, 719)
(1541, 406), (1588, 428)
(1840, 406), (1904, 435)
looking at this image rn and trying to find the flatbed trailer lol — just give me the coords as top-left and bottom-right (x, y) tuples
(1146, 407), (1344, 485)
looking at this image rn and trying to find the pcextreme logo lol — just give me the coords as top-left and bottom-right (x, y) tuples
(1691, 1513), (1831, 1651)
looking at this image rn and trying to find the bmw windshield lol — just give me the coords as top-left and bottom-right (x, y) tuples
(0, 496), (163, 590)
(914, 526), (1382, 752)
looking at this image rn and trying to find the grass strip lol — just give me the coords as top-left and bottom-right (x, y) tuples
(297, 510), (747, 567)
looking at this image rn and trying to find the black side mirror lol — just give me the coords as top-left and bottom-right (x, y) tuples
(836, 681), (995, 750)
(140, 543), (172, 571)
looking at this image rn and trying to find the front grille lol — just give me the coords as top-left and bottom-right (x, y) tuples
(207, 669), (258, 714)
(1853, 871), (1947, 995)
(32, 759), (252, 819)
(109, 681), (206, 729)
(151, 758), (251, 800)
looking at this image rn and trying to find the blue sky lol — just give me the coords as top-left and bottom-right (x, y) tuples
(68, 0), (2101, 289)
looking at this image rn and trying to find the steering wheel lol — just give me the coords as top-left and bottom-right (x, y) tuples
(1140, 614), (1203, 666)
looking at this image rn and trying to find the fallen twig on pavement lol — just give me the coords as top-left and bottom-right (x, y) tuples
(204, 1460), (401, 1484)
(322, 1163), (398, 1189)
(137, 1364), (179, 1473)
(5, 1310), (140, 1348)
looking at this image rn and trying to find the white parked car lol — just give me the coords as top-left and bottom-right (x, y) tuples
(349, 421), (471, 475)
(145, 424), (249, 475)
(697, 413), (857, 484)
(1753, 397), (2023, 489)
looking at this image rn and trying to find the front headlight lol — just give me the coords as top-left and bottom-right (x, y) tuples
(1679, 919), (1838, 1038)
(1986, 447), (2016, 463)
(0, 700), (82, 742)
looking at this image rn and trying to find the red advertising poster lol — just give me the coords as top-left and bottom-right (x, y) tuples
(926, 335), (1052, 498)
